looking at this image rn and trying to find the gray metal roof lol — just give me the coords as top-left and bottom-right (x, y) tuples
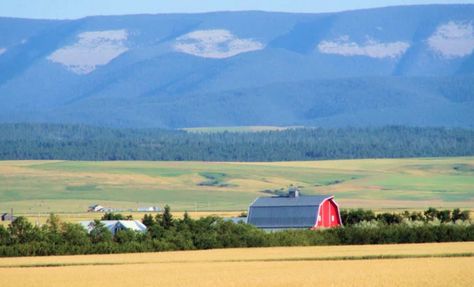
(248, 195), (332, 229)
(251, 195), (330, 207)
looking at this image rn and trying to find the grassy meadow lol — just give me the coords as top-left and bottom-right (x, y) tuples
(0, 157), (473, 215)
(0, 242), (473, 287)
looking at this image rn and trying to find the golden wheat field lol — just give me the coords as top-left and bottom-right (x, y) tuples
(0, 242), (473, 287)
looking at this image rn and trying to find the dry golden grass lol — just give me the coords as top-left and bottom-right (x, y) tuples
(0, 242), (473, 287)
(0, 258), (472, 287)
(1, 242), (472, 267)
(5, 211), (243, 225)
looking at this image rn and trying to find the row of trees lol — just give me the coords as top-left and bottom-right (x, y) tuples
(0, 206), (471, 257)
(341, 208), (471, 226)
(1, 123), (473, 161)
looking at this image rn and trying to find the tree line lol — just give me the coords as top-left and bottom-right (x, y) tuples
(0, 207), (471, 257)
(0, 123), (473, 161)
(340, 207), (471, 226)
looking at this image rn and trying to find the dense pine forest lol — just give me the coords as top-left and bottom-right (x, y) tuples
(0, 123), (473, 161)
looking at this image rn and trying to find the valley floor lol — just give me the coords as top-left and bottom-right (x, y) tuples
(0, 157), (473, 214)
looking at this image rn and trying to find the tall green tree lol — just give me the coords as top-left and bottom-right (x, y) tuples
(424, 207), (440, 221)
(142, 214), (154, 227)
(8, 217), (37, 244)
(89, 220), (113, 243)
(61, 222), (90, 246)
(161, 205), (174, 229)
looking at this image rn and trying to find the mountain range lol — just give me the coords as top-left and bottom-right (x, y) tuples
(0, 4), (473, 128)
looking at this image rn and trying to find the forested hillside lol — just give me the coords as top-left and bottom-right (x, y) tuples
(1, 5), (474, 128)
(1, 124), (473, 161)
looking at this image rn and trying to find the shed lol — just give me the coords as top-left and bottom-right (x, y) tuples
(1, 213), (16, 221)
(137, 206), (161, 212)
(88, 204), (105, 212)
(247, 189), (342, 230)
(80, 220), (147, 235)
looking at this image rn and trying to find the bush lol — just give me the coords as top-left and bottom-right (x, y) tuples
(89, 220), (113, 244)
(0, 208), (472, 258)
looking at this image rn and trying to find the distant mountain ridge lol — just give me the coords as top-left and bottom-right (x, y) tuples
(0, 5), (473, 128)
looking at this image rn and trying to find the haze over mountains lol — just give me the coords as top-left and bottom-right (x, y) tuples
(0, 4), (473, 128)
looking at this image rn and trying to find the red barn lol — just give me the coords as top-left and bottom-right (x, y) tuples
(247, 189), (342, 231)
(314, 195), (342, 228)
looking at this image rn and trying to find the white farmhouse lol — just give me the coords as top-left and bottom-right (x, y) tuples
(80, 220), (147, 235)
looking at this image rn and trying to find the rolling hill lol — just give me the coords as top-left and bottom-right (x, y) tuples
(0, 5), (473, 128)
(0, 157), (473, 213)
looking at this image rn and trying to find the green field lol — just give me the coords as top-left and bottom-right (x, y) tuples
(0, 157), (473, 214)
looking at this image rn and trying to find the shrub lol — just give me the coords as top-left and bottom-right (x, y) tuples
(0, 207), (472, 257)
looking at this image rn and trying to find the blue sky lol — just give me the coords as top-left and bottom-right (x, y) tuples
(1, 0), (473, 19)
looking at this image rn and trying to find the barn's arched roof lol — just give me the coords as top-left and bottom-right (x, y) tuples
(248, 194), (335, 230)
(251, 195), (331, 207)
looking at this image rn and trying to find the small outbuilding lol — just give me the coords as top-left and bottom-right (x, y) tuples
(137, 206), (161, 212)
(87, 204), (116, 213)
(1, 213), (16, 222)
(80, 220), (147, 235)
(247, 189), (342, 231)
(88, 204), (105, 212)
